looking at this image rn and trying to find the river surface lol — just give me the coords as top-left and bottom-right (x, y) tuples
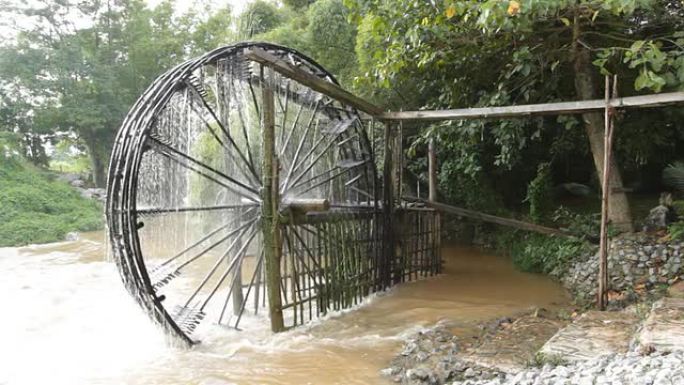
(0, 232), (568, 385)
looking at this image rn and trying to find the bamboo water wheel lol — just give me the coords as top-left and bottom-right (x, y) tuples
(106, 43), (380, 344)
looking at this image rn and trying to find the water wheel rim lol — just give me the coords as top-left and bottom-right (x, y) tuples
(106, 42), (376, 345)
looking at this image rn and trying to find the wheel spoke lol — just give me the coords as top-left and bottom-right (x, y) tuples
(281, 100), (320, 190)
(284, 118), (357, 192)
(136, 203), (257, 215)
(278, 100), (305, 158)
(228, 75), (258, 179)
(185, 78), (260, 184)
(191, 224), (259, 310)
(148, 137), (260, 200)
(150, 217), (258, 290)
(285, 137), (339, 192)
(157, 208), (257, 268)
(154, 148), (257, 203)
(278, 80), (290, 145)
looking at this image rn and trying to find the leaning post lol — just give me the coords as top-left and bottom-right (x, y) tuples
(382, 121), (395, 287)
(428, 137), (441, 273)
(261, 65), (285, 331)
(597, 75), (616, 310)
(428, 138), (437, 203)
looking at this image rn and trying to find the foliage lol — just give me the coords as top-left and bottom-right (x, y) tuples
(346, 0), (683, 229)
(525, 163), (553, 223)
(669, 221), (684, 241)
(0, 0), (241, 187)
(48, 137), (92, 175)
(237, 0), (284, 38)
(663, 161), (684, 192)
(551, 206), (601, 240)
(0, 156), (103, 247)
(672, 200), (684, 214)
(282, 0), (316, 9)
(496, 229), (593, 274)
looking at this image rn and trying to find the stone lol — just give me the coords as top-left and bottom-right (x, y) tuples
(643, 205), (676, 232)
(406, 367), (430, 381)
(464, 368), (478, 378)
(539, 311), (639, 362)
(70, 179), (85, 188)
(65, 232), (80, 241)
(667, 281), (684, 299)
(637, 298), (684, 353)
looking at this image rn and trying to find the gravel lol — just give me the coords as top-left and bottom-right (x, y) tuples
(451, 351), (684, 385)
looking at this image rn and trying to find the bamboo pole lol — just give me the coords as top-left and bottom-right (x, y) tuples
(428, 139), (437, 203)
(382, 121), (395, 288)
(261, 65), (285, 332)
(597, 75), (616, 310)
(408, 196), (578, 239)
(381, 92), (684, 122)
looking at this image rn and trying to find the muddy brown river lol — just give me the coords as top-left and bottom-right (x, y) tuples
(0, 232), (568, 385)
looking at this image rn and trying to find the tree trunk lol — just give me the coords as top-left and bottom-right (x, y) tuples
(83, 133), (108, 188)
(572, 19), (633, 232)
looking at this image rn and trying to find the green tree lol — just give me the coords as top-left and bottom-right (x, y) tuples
(347, 0), (684, 229)
(237, 0), (283, 38)
(0, 0), (197, 186)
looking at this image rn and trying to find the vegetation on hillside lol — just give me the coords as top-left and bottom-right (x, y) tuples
(0, 155), (102, 247)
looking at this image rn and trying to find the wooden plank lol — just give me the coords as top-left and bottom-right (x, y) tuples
(243, 48), (384, 116)
(404, 196), (578, 239)
(381, 92), (684, 121)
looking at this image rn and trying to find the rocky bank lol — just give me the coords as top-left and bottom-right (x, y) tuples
(555, 233), (684, 305)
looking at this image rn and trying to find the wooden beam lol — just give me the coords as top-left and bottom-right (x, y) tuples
(244, 48), (384, 116)
(381, 92), (684, 122)
(260, 65), (285, 333)
(405, 196), (581, 240)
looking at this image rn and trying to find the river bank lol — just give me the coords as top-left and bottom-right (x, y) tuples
(385, 285), (684, 385)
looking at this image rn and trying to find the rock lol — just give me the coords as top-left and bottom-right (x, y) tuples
(70, 179), (86, 188)
(56, 173), (81, 183)
(559, 183), (592, 197)
(65, 232), (80, 241)
(450, 351), (684, 385)
(406, 367), (430, 380)
(667, 281), (684, 299)
(81, 187), (106, 201)
(463, 367), (478, 378)
(643, 205), (676, 232)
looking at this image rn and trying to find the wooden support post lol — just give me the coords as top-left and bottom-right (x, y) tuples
(382, 121), (395, 288)
(597, 75), (616, 310)
(261, 65), (285, 332)
(394, 121), (403, 202)
(428, 138), (437, 203)
(428, 138), (441, 273)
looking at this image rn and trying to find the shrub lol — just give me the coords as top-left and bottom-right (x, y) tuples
(493, 207), (596, 274)
(525, 162), (553, 224)
(0, 157), (103, 246)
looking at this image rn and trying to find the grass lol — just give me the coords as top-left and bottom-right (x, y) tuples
(0, 156), (103, 247)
